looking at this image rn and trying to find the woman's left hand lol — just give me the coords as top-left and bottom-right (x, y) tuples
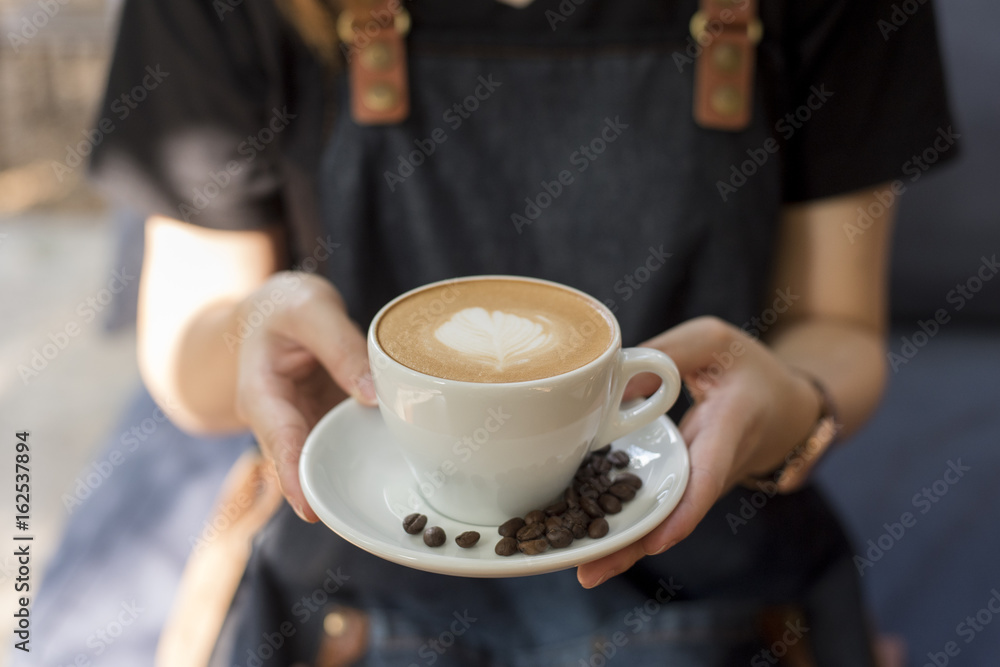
(576, 315), (821, 588)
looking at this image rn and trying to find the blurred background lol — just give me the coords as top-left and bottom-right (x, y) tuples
(0, 0), (140, 663)
(0, 1), (997, 666)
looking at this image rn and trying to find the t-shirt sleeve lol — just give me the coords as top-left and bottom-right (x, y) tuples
(781, 0), (958, 203)
(88, 0), (286, 230)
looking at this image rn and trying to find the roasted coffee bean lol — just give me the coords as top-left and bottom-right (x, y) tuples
(545, 500), (568, 516)
(580, 496), (605, 518)
(578, 484), (600, 500)
(498, 517), (526, 537)
(588, 518), (609, 539)
(575, 465), (595, 481)
(455, 531), (480, 548)
(592, 457), (612, 474)
(608, 483), (636, 501)
(598, 494), (622, 514)
(516, 523), (546, 541)
(569, 522), (588, 539)
(545, 516), (564, 531)
(423, 526), (446, 547)
(564, 507), (589, 526)
(616, 472), (643, 489)
(591, 474), (612, 493)
(524, 510), (546, 525)
(593, 444), (612, 457)
(518, 538), (550, 555)
(495, 537), (518, 556)
(564, 486), (580, 508)
(546, 527), (573, 548)
(402, 513), (427, 535)
(607, 450), (629, 468)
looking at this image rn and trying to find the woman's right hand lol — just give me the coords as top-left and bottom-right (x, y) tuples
(233, 271), (377, 521)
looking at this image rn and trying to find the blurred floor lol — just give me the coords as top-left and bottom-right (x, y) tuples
(0, 211), (138, 667)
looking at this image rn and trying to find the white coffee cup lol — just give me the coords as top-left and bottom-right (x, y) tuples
(368, 275), (681, 526)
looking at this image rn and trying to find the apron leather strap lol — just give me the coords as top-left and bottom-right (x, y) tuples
(691, 0), (762, 131)
(338, 0), (411, 125)
(338, 0), (757, 130)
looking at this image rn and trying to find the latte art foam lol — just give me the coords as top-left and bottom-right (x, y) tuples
(434, 307), (555, 372)
(376, 279), (616, 383)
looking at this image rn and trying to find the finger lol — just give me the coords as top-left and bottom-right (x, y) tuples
(238, 373), (319, 522)
(576, 401), (743, 588)
(279, 284), (376, 406)
(622, 372), (661, 402)
(677, 405), (700, 443)
(621, 372), (703, 402)
(636, 408), (744, 555)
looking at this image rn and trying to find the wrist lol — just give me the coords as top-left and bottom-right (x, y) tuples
(772, 371), (839, 493)
(745, 370), (839, 494)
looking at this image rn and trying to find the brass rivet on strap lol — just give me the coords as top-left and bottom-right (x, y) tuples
(337, 10), (357, 44)
(689, 10), (764, 45)
(710, 85), (743, 116)
(337, 7), (412, 45)
(363, 82), (398, 111)
(324, 612), (347, 636)
(712, 43), (742, 73)
(394, 8), (412, 37)
(689, 11), (709, 43)
(361, 41), (394, 70)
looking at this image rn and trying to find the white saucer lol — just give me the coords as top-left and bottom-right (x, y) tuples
(300, 399), (689, 578)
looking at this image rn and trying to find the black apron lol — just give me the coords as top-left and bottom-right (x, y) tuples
(210, 13), (875, 667)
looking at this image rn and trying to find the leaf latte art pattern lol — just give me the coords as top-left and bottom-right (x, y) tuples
(434, 307), (555, 371)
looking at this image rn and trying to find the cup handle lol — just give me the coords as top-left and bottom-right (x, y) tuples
(594, 347), (682, 448)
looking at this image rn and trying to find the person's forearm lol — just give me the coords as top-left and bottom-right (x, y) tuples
(768, 318), (886, 439)
(139, 298), (245, 433)
(766, 187), (896, 440)
(138, 215), (283, 434)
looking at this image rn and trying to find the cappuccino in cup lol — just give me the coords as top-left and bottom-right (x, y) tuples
(368, 276), (680, 525)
